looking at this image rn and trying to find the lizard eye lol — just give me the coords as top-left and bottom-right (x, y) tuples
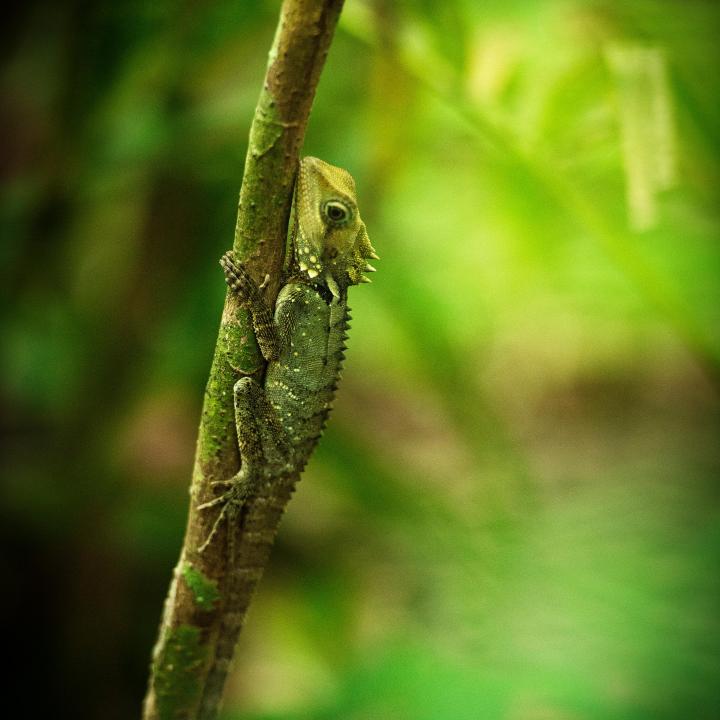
(322, 200), (351, 225)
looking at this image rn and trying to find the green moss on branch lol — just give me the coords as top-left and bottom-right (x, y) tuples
(153, 625), (208, 720)
(182, 564), (221, 612)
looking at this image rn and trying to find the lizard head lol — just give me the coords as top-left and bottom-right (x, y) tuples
(292, 156), (378, 297)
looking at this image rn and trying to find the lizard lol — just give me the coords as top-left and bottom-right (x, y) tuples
(193, 157), (377, 715)
(198, 156), (378, 552)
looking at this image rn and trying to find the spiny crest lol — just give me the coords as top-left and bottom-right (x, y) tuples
(293, 157), (378, 294)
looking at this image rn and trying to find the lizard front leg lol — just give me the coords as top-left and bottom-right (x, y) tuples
(220, 251), (280, 362)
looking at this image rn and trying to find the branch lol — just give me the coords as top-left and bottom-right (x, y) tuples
(142, 2), (345, 718)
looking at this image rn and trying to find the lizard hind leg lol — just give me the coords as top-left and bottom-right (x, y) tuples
(196, 465), (251, 554)
(197, 376), (291, 552)
(233, 376), (293, 478)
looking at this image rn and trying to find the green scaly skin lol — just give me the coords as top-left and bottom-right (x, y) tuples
(195, 158), (377, 708)
(199, 156), (377, 544)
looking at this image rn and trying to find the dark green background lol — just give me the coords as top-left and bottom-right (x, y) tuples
(2, 1), (719, 718)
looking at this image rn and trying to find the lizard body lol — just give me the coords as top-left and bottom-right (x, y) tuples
(198, 155), (376, 550)
(197, 158), (376, 711)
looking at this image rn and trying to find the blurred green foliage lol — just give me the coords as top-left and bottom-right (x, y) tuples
(1, 1), (719, 719)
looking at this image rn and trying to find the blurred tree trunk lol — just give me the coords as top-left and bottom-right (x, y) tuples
(141, 2), (345, 719)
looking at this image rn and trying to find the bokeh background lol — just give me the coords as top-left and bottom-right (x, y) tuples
(2, 1), (719, 718)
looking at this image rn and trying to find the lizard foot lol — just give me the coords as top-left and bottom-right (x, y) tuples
(197, 473), (261, 552)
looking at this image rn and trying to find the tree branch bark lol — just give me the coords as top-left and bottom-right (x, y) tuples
(142, 2), (345, 718)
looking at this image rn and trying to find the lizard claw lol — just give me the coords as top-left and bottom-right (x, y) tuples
(197, 493), (229, 511)
(197, 490), (237, 553)
(209, 479), (234, 489)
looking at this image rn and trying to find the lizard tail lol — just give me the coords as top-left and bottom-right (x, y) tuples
(197, 492), (293, 716)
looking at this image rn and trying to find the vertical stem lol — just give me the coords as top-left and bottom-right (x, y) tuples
(142, 2), (345, 719)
